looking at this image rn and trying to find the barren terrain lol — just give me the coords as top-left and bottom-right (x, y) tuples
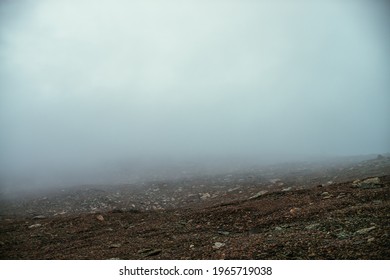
(1, 156), (389, 259)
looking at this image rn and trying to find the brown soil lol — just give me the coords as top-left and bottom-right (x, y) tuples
(1, 156), (389, 259)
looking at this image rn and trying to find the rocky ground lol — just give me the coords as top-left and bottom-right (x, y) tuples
(0, 155), (389, 259)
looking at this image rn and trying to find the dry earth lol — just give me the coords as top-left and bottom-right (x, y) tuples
(1, 156), (389, 259)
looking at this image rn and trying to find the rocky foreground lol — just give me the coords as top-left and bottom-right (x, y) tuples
(0, 156), (389, 259)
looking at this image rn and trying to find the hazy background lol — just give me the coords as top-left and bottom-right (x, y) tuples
(1, 0), (389, 189)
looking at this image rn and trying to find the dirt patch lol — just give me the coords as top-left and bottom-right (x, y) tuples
(1, 157), (389, 259)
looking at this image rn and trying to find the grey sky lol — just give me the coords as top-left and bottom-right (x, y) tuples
(0, 0), (389, 186)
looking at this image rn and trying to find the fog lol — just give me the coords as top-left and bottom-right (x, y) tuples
(1, 0), (389, 190)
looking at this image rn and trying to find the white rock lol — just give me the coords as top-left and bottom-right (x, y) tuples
(352, 177), (381, 188)
(269, 178), (281, 184)
(356, 226), (376, 234)
(28, 224), (42, 229)
(213, 242), (225, 249)
(249, 190), (268, 199)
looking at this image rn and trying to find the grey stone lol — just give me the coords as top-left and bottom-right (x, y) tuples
(213, 242), (225, 249)
(249, 190), (268, 199)
(352, 178), (382, 189)
(32, 215), (46, 219)
(356, 226), (376, 234)
(28, 224), (42, 229)
(305, 223), (320, 230)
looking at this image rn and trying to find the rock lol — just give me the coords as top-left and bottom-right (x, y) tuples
(96, 215), (105, 221)
(352, 177), (381, 189)
(337, 193), (346, 199)
(321, 192), (330, 196)
(282, 187), (292, 192)
(28, 224), (42, 229)
(336, 232), (349, 239)
(213, 242), (225, 249)
(269, 179), (281, 184)
(367, 237), (375, 242)
(138, 248), (162, 257)
(289, 207), (301, 214)
(178, 221), (187, 226)
(376, 154), (384, 160)
(109, 243), (122, 248)
(228, 186), (241, 192)
(218, 231), (230, 236)
(32, 215), (46, 220)
(274, 226), (283, 231)
(200, 193), (211, 200)
(356, 226), (376, 235)
(305, 223), (320, 230)
(249, 190), (268, 199)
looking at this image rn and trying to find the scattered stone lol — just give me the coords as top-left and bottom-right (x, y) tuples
(96, 215), (105, 221)
(337, 193), (346, 199)
(367, 237), (375, 243)
(178, 221), (187, 226)
(200, 193), (211, 200)
(249, 190), (268, 199)
(109, 243), (121, 248)
(376, 154), (384, 160)
(32, 215), (46, 220)
(321, 192), (332, 199)
(213, 242), (225, 249)
(152, 205), (164, 210)
(228, 186), (241, 192)
(269, 179), (281, 184)
(218, 231), (230, 236)
(274, 226), (283, 231)
(28, 224), (42, 229)
(282, 187), (292, 192)
(305, 223), (320, 230)
(138, 248), (162, 257)
(352, 177), (382, 188)
(336, 232), (349, 239)
(289, 207), (301, 214)
(356, 226), (376, 235)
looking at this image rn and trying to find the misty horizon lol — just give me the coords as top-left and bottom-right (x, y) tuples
(1, 0), (389, 190)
